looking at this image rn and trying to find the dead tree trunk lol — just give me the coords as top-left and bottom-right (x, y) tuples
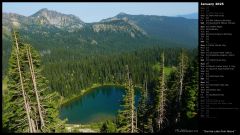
(13, 31), (36, 133)
(26, 46), (45, 129)
(157, 52), (166, 131)
(178, 52), (184, 104)
(135, 108), (138, 132)
(160, 52), (165, 130)
(176, 50), (187, 123)
(131, 80), (135, 133)
(126, 65), (135, 133)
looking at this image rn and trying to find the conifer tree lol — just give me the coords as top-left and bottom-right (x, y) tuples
(184, 56), (198, 119)
(3, 31), (35, 132)
(137, 80), (149, 133)
(175, 49), (188, 122)
(116, 65), (137, 133)
(100, 120), (117, 133)
(153, 52), (167, 132)
(3, 30), (66, 133)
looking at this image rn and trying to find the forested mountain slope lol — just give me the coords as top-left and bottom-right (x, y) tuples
(2, 9), (198, 97)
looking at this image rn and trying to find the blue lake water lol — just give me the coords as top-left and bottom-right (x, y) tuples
(59, 85), (140, 124)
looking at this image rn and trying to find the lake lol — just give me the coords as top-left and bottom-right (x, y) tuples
(59, 85), (140, 124)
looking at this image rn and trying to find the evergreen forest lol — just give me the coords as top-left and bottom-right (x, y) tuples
(2, 8), (198, 133)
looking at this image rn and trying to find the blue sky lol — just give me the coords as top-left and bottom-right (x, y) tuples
(3, 2), (198, 23)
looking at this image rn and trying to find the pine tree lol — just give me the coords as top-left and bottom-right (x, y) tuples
(153, 52), (167, 132)
(184, 56), (198, 119)
(137, 80), (150, 133)
(175, 49), (188, 122)
(3, 30), (66, 133)
(3, 31), (35, 132)
(24, 44), (66, 132)
(116, 65), (137, 133)
(100, 120), (117, 133)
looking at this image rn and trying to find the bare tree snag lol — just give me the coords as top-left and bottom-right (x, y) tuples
(13, 31), (35, 133)
(26, 46), (45, 129)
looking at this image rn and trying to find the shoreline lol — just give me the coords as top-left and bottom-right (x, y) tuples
(59, 83), (125, 107)
(59, 82), (142, 107)
(59, 83), (142, 132)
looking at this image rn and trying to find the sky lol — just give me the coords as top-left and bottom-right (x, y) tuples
(3, 2), (198, 23)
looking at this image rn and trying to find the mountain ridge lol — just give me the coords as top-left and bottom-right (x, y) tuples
(177, 12), (198, 19)
(102, 12), (198, 46)
(2, 8), (198, 49)
(2, 8), (198, 77)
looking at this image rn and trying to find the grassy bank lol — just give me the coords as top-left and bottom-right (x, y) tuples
(65, 122), (103, 133)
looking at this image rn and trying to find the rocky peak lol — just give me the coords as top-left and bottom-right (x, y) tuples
(117, 12), (127, 16)
(99, 13), (147, 36)
(92, 18), (147, 37)
(30, 8), (85, 30)
(2, 13), (29, 29)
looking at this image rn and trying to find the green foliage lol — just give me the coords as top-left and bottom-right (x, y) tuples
(137, 81), (154, 133)
(184, 55), (198, 119)
(115, 13), (198, 47)
(3, 31), (196, 99)
(152, 52), (167, 132)
(3, 31), (29, 132)
(2, 30), (198, 133)
(135, 50), (198, 133)
(152, 64), (175, 78)
(116, 65), (136, 133)
(42, 47), (187, 98)
(100, 120), (117, 133)
(3, 31), (66, 133)
(186, 86), (197, 119)
(1, 11), (200, 133)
